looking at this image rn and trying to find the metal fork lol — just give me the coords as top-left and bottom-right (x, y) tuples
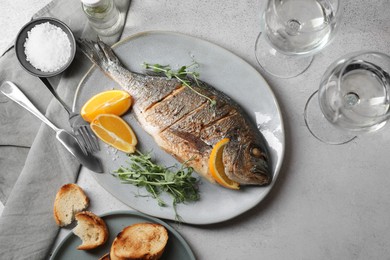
(40, 77), (99, 154)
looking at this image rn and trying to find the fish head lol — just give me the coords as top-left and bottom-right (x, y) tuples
(222, 135), (271, 185)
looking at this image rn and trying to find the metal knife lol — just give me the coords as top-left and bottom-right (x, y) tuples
(0, 81), (103, 173)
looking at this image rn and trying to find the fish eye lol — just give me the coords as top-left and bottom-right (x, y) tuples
(250, 146), (263, 158)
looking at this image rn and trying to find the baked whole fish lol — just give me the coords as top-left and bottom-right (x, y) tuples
(78, 39), (271, 186)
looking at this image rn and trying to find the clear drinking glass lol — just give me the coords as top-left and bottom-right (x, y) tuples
(255, 0), (341, 78)
(304, 51), (390, 144)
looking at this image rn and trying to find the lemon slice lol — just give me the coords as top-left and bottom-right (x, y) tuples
(90, 114), (137, 153)
(209, 138), (240, 190)
(81, 90), (132, 123)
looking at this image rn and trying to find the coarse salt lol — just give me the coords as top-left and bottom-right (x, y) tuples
(24, 22), (71, 73)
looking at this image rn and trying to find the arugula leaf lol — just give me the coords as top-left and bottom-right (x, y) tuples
(143, 62), (217, 107)
(113, 151), (200, 220)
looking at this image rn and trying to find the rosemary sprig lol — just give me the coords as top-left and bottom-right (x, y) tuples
(113, 151), (200, 220)
(143, 62), (217, 107)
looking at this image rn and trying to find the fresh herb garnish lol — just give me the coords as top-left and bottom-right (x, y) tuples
(113, 151), (200, 221)
(143, 62), (217, 107)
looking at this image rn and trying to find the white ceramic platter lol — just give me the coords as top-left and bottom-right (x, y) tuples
(73, 31), (285, 224)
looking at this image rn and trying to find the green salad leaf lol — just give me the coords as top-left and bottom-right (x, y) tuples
(143, 62), (217, 107)
(113, 151), (200, 220)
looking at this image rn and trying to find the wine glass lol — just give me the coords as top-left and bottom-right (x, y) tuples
(255, 0), (341, 78)
(304, 51), (390, 144)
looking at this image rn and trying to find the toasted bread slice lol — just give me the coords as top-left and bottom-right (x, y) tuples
(110, 223), (168, 260)
(73, 211), (109, 250)
(53, 183), (89, 227)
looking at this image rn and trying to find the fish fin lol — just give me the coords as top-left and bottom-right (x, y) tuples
(77, 38), (121, 68)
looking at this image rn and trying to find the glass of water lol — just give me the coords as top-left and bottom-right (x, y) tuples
(255, 0), (341, 78)
(304, 51), (390, 144)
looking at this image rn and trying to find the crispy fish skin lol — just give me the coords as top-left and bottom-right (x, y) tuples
(78, 39), (271, 185)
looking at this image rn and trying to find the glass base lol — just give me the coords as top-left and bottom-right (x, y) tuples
(255, 32), (313, 78)
(304, 91), (357, 145)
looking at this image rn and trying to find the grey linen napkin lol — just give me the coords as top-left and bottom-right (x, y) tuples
(0, 0), (130, 259)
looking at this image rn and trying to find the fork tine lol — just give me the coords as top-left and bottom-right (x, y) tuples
(79, 127), (95, 154)
(84, 126), (100, 151)
(74, 132), (89, 155)
(78, 129), (93, 154)
(80, 126), (100, 152)
(69, 113), (100, 153)
(88, 129), (100, 151)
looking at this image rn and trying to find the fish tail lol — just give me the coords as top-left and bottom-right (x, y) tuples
(77, 38), (121, 69)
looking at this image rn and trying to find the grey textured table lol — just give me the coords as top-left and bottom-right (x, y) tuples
(2, 1), (390, 259)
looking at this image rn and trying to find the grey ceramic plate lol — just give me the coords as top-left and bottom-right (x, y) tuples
(15, 17), (76, 77)
(73, 31), (285, 224)
(50, 210), (195, 260)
